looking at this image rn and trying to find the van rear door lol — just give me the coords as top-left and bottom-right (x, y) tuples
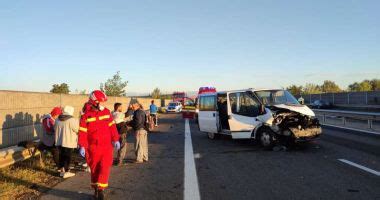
(227, 91), (261, 139)
(198, 94), (218, 133)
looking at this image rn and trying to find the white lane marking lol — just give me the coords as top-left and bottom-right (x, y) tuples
(338, 159), (380, 176)
(184, 119), (201, 200)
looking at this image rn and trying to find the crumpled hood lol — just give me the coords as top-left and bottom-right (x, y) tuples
(273, 104), (315, 117)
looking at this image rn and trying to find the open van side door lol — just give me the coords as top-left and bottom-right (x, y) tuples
(198, 94), (219, 133)
(227, 91), (261, 139)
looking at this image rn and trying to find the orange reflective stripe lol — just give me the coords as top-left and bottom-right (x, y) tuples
(108, 121), (115, 127)
(79, 127), (88, 132)
(99, 115), (110, 120)
(86, 117), (96, 122)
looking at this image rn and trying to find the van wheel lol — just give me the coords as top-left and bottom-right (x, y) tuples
(208, 132), (219, 140)
(259, 128), (276, 150)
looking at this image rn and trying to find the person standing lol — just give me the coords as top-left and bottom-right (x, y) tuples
(112, 103), (128, 166)
(125, 104), (134, 122)
(39, 107), (62, 168)
(78, 90), (120, 200)
(55, 106), (79, 179)
(149, 100), (158, 127)
(129, 101), (149, 163)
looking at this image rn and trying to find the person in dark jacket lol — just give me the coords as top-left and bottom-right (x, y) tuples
(129, 101), (148, 163)
(125, 104), (134, 122)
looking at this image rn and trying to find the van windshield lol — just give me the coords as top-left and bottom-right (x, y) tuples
(254, 90), (300, 106)
(169, 103), (177, 106)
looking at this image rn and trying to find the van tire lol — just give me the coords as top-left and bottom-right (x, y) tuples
(208, 132), (219, 140)
(258, 127), (276, 150)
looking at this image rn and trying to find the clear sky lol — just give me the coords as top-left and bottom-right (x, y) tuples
(0, 0), (379, 95)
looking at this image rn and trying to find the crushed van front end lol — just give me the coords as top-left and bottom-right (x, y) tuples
(268, 106), (322, 143)
(289, 126), (322, 142)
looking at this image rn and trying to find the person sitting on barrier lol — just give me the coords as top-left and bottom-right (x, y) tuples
(39, 106), (62, 168)
(55, 105), (79, 179)
(112, 103), (128, 166)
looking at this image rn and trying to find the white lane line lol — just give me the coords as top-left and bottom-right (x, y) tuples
(338, 159), (380, 176)
(184, 119), (201, 200)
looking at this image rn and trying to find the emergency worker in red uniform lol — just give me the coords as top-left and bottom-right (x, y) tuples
(78, 90), (120, 200)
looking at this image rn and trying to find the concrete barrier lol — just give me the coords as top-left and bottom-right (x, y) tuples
(0, 90), (162, 148)
(0, 145), (40, 168)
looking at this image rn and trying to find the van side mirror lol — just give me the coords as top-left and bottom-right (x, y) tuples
(259, 104), (266, 115)
(298, 97), (304, 105)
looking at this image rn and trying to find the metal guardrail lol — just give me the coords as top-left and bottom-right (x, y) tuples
(306, 103), (380, 109)
(0, 145), (40, 168)
(313, 109), (380, 129)
(298, 91), (380, 105)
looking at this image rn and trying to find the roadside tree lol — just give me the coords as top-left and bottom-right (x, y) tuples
(321, 80), (341, 93)
(100, 71), (128, 97)
(50, 83), (70, 94)
(151, 88), (161, 99)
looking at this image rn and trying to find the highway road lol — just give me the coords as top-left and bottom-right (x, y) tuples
(42, 113), (380, 200)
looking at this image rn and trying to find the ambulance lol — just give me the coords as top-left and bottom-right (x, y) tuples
(197, 88), (322, 148)
(195, 86), (217, 119)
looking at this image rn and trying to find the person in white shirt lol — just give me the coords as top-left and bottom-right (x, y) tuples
(112, 103), (128, 166)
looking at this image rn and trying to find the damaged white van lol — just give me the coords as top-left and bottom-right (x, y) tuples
(198, 89), (322, 148)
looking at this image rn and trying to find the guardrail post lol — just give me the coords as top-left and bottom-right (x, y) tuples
(347, 93), (350, 104)
(366, 92), (368, 105)
(323, 114), (326, 123)
(309, 94), (311, 104)
(368, 119), (373, 129)
(332, 93), (335, 105)
(342, 117), (346, 125)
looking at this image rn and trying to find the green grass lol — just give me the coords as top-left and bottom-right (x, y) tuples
(0, 154), (61, 199)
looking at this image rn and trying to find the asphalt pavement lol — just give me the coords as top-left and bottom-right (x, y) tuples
(41, 113), (380, 200)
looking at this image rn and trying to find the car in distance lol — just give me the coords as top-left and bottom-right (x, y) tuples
(166, 102), (183, 113)
(311, 100), (332, 109)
